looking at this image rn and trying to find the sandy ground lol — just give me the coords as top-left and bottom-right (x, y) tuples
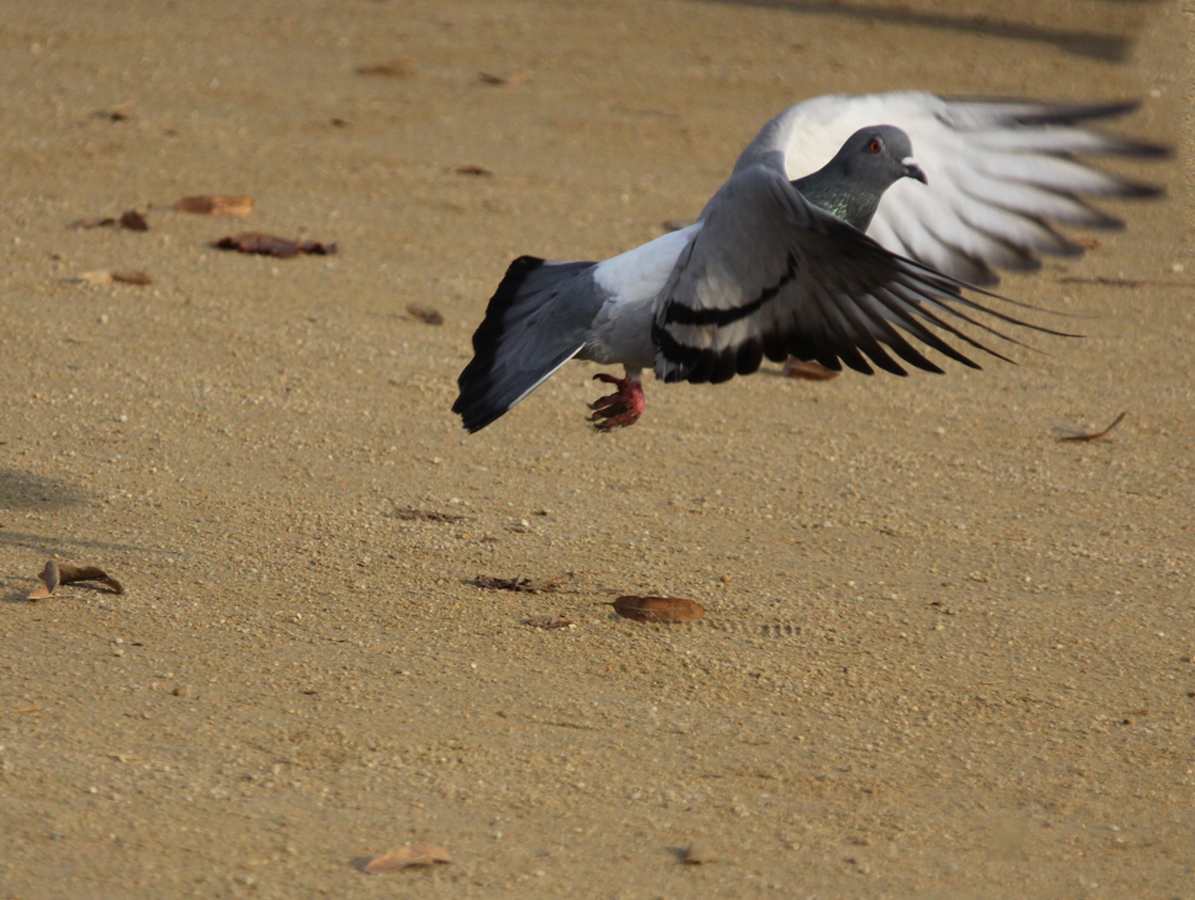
(1, 1), (1193, 897)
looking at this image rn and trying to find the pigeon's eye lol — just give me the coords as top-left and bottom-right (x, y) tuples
(868, 139), (883, 154)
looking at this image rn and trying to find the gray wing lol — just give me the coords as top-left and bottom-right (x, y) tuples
(454, 256), (603, 432)
(652, 160), (1070, 385)
(743, 93), (1168, 286)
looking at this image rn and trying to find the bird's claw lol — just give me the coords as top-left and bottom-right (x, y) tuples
(588, 373), (645, 430)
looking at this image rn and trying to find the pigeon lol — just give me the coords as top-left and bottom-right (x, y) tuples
(453, 92), (1165, 433)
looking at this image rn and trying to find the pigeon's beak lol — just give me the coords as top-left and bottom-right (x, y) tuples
(902, 157), (928, 185)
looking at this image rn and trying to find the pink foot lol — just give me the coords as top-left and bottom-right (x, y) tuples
(588, 373), (645, 430)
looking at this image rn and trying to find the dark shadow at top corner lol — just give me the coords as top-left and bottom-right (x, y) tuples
(692, 0), (1151, 62)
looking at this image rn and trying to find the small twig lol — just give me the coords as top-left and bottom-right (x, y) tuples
(1059, 412), (1127, 443)
(1057, 276), (1192, 289)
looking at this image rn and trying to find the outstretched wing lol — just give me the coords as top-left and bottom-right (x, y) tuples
(737, 92), (1168, 284)
(652, 160), (1071, 385)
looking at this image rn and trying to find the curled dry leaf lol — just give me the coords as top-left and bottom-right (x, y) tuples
(119, 210), (149, 231)
(471, 574), (569, 593)
(523, 615), (574, 629)
(783, 358), (840, 381)
(478, 71), (526, 86)
(68, 210), (149, 231)
(1059, 411), (1127, 443)
(175, 194), (254, 216)
(212, 232), (336, 258)
(356, 59), (414, 78)
(389, 507), (466, 523)
(68, 216), (117, 230)
(112, 270), (152, 285)
(610, 596), (704, 624)
(454, 164), (492, 177)
(406, 303), (445, 325)
(364, 843), (451, 874)
(77, 270), (151, 286)
(105, 102), (134, 121)
(29, 561), (124, 601)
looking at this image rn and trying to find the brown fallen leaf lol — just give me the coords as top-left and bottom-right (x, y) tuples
(406, 303), (445, 325)
(390, 507), (467, 523)
(212, 232), (336, 258)
(471, 574), (569, 593)
(175, 194), (254, 216)
(523, 615), (574, 629)
(454, 164), (492, 177)
(479, 71), (526, 85)
(610, 596), (704, 623)
(76, 270), (151, 286)
(783, 358), (840, 381)
(29, 561), (124, 601)
(111, 270), (152, 285)
(364, 843), (451, 873)
(119, 209), (149, 231)
(104, 102), (134, 121)
(1059, 411), (1127, 443)
(68, 216), (117, 230)
(356, 59), (414, 78)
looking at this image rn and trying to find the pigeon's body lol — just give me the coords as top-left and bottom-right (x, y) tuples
(453, 92), (1164, 433)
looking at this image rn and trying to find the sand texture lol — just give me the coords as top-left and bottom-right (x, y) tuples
(1, 1), (1192, 897)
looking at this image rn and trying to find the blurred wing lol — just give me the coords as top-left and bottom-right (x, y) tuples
(737, 91), (1167, 284)
(652, 162), (1070, 385)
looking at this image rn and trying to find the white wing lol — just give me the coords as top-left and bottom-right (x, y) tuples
(735, 92), (1167, 284)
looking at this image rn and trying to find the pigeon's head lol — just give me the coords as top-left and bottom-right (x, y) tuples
(792, 124), (926, 232)
(835, 125), (927, 189)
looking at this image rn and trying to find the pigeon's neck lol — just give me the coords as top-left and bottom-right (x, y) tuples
(792, 168), (884, 232)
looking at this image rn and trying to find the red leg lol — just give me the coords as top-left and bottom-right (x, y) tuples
(588, 373), (646, 430)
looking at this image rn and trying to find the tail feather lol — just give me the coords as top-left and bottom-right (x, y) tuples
(453, 256), (600, 432)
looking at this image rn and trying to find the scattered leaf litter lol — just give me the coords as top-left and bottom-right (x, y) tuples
(29, 561), (125, 601)
(1058, 411), (1127, 443)
(406, 303), (445, 325)
(363, 843), (451, 873)
(211, 232), (336, 258)
(174, 194), (254, 216)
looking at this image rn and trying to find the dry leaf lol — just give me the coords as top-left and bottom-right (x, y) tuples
(29, 561), (124, 601)
(1059, 411), (1127, 443)
(212, 232), (336, 258)
(406, 303), (444, 325)
(389, 507), (466, 523)
(105, 102), (133, 121)
(77, 270), (151, 286)
(523, 616), (574, 629)
(174, 194), (254, 216)
(356, 59), (414, 78)
(119, 209), (149, 231)
(454, 164), (492, 177)
(364, 843), (451, 873)
(111, 270), (152, 285)
(1069, 234), (1102, 250)
(783, 358), (840, 381)
(610, 596), (704, 623)
(479, 71), (526, 85)
(471, 574), (569, 593)
(68, 216), (117, 230)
